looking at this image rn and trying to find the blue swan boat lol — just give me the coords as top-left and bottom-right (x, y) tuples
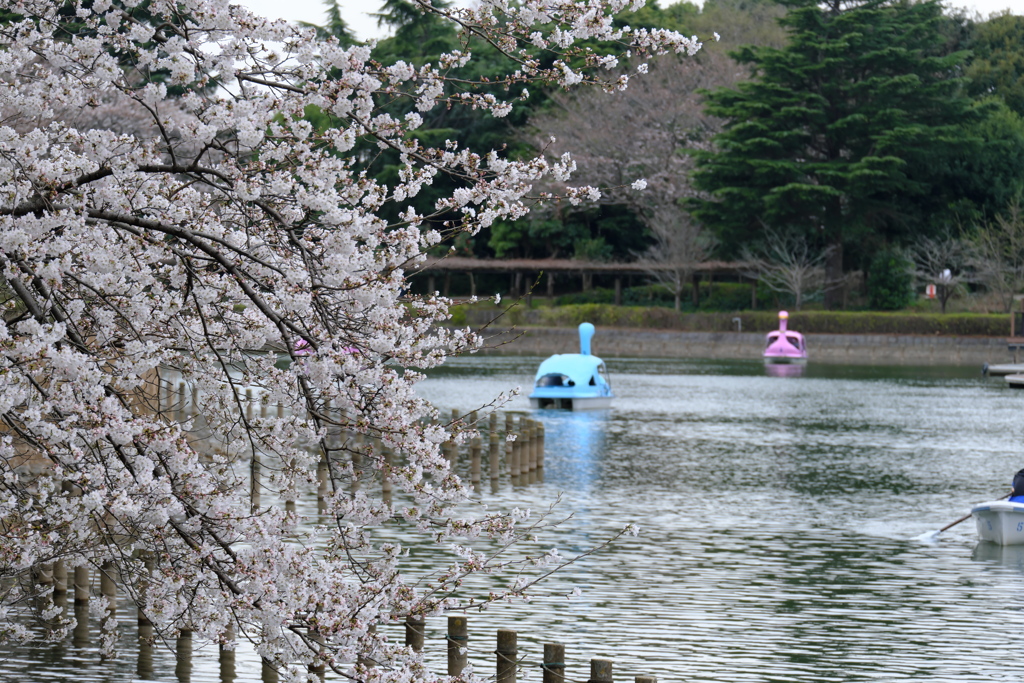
(528, 322), (613, 410)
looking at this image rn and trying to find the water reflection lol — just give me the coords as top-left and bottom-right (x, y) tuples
(972, 541), (1024, 571)
(765, 363), (806, 378)
(532, 410), (609, 491)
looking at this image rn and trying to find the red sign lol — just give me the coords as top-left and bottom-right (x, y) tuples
(926, 284), (937, 299)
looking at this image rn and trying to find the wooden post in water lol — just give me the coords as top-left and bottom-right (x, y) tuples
(470, 436), (482, 492)
(137, 621), (154, 680)
(100, 560), (116, 621)
(589, 658), (613, 683)
(635, 677), (657, 683)
(405, 615), (425, 653)
(543, 642), (565, 683)
(175, 630), (193, 683)
(317, 455), (329, 514)
(177, 380), (187, 423)
(278, 402), (295, 514)
(489, 432), (500, 482)
(382, 443), (393, 505)
(357, 624), (376, 670)
(220, 624), (237, 683)
(262, 658), (280, 683)
(308, 630), (325, 682)
(497, 629), (518, 683)
(537, 422), (545, 470)
(37, 562), (53, 589)
(74, 565), (90, 605)
(138, 554), (153, 631)
(53, 559), (67, 596)
(447, 615), (468, 675)
(247, 388), (260, 512)
(505, 412), (514, 476)
(350, 431), (364, 496)
(489, 411), (497, 438)
(526, 420), (536, 478)
(446, 408), (460, 472)
(513, 429), (524, 482)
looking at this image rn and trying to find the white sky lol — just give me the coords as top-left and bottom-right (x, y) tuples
(237, 0), (1021, 43)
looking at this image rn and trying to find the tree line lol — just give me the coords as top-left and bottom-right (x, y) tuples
(314, 0), (1024, 311)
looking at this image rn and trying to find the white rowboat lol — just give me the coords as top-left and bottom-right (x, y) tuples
(971, 500), (1024, 545)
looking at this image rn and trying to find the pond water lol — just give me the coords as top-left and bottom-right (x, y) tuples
(7, 356), (1024, 682)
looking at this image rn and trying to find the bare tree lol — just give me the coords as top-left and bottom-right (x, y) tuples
(526, 51), (745, 268)
(742, 230), (832, 311)
(971, 196), (1024, 313)
(911, 229), (973, 313)
(636, 210), (717, 310)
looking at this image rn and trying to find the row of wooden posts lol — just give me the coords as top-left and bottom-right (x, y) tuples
(36, 581), (660, 683)
(157, 377), (550, 512)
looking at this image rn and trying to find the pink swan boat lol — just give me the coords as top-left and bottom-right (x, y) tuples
(763, 311), (807, 364)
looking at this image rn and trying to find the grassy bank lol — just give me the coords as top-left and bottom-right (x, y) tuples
(454, 303), (1010, 337)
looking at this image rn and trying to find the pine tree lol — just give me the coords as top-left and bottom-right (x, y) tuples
(692, 0), (977, 308)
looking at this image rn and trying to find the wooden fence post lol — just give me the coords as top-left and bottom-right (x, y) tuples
(74, 565), (89, 605)
(53, 559), (67, 596)
(635, 677), (657, 683)
(247, 388), (260, 512)
(537, 422), (545, 470)
(262, 658), (280, 683)
(317, 453), (329, 514)
(177, 381), (187, 423)
(278, 402), (296, 514)
(447, 615), (468, 675)
(470, 436), (482, 492)
(382, 444), (393, 505)
(497, 629), (518, 683)
(405, 615), (425, 653)
(505, 412), (514, 476)
(357, 624), (376, 670)
(543, 642), (565, 683)
(351, 432), (364, 496)
(175, 630), (193, 683)
(100, 560), (116, 620)
(489, 432), (500, 480)
(526, 420), (537, 477)
(308, 630), (325, 681)
(138, 554), (153, 631)
(220, 623), (237, 683)
(589, 658), (614, 683)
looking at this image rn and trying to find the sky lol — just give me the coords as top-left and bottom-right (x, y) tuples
(237, 0), (1021, 42)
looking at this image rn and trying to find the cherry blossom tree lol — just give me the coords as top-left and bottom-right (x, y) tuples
(0, 0), (702, 678)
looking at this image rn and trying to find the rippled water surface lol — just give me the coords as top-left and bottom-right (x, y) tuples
(8, 357), (1024, 682)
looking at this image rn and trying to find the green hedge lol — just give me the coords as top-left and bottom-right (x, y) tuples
(508, 306), (1010, 336)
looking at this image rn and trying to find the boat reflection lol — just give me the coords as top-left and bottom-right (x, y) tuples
(535, 410), (610, 491)
(765, 363), (806, 378)
(971, 541), (1024, 571)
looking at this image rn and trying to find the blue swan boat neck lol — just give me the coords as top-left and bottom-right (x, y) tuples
(528, 322), (613, 410)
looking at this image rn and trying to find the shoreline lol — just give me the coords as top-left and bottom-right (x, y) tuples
(475, 326), (1014, 366)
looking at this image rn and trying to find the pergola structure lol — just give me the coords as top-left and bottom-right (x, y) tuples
(410, 256), (755, 305)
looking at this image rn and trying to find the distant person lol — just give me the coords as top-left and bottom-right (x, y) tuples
(1010, 469), (1024, 503)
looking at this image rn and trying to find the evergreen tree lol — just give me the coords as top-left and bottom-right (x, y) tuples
(965, 12), (1024, 118)
(691, 0), (977, 308)
(297, 0), (357, 46)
